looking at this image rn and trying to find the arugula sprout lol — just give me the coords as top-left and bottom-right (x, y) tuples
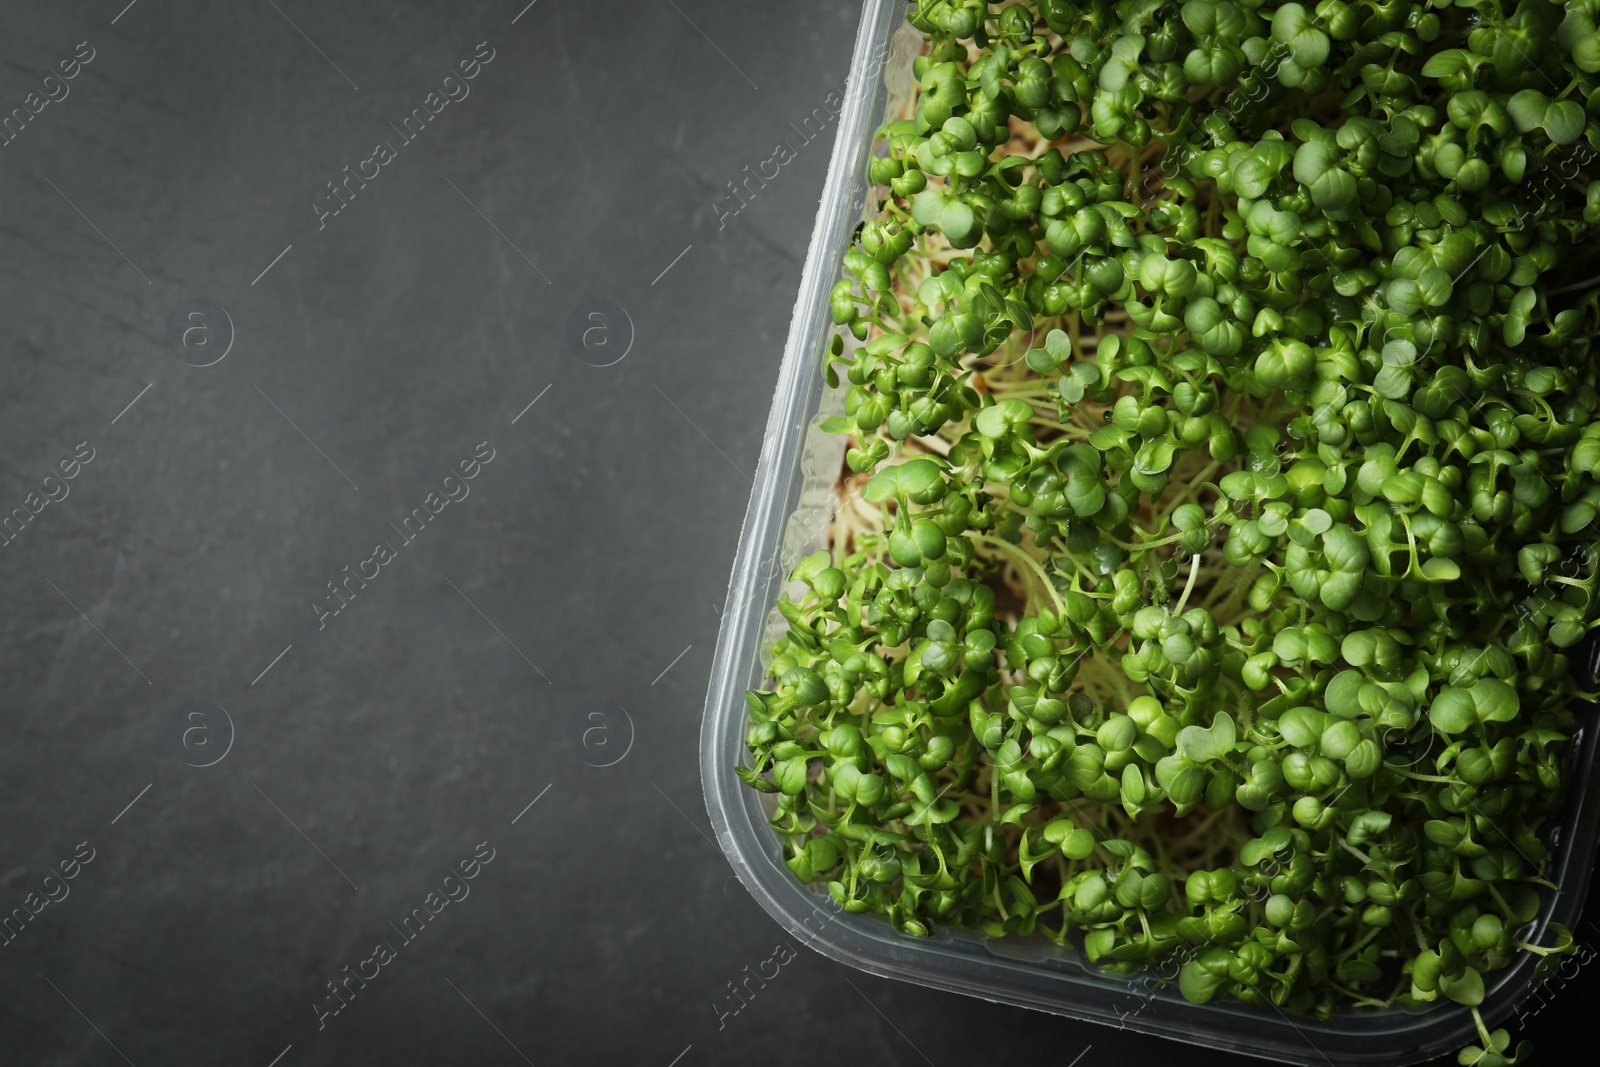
(744, 3), (1600, 1062)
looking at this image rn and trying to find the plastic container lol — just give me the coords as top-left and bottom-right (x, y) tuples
(699, 2), (1600, 1061)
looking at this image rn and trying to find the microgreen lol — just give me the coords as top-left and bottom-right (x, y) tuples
(743, 3), (1600, 1063)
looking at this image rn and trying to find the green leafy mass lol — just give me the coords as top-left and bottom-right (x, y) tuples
(743, 2), (1600, 1063)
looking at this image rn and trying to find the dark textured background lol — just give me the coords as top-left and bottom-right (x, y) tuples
(0, 2), (1593, 1065)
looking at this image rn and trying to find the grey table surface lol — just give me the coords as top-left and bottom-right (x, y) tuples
(0, 2), (1593, 1065)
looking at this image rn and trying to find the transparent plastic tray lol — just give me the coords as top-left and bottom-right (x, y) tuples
(699, 2), (1600, 1061)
